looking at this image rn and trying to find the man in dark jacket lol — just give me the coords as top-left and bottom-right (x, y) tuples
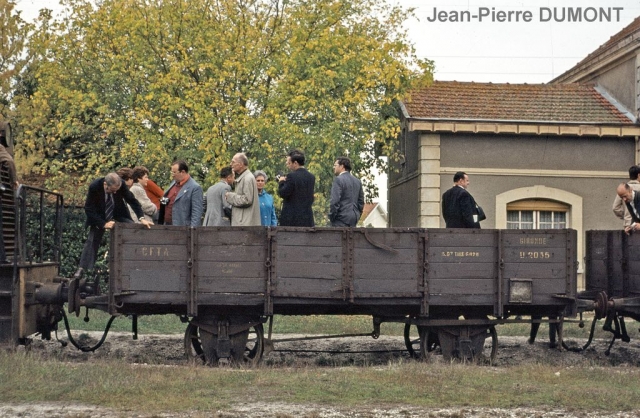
(329, 156), (364, 227)
(79, 172), (152, 271)
(441, 171), (481, 229)
(278, 149), (315, 227)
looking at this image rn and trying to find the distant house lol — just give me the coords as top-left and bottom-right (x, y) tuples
(389, 81), (640, 283)
(359, 202), (387, 228)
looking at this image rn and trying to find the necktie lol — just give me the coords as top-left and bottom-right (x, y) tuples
(105, 194), (114, 221)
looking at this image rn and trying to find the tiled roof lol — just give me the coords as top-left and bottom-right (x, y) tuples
(402, 81), (632, 124)
(571, 16), (640, 70)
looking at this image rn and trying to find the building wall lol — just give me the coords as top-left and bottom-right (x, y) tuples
(362, 207), (388, 228)
(582, 57), (637, 114)
(388, 175), (419, 227)
(388, 129), (633, 283)
(440, 133), (631, 172)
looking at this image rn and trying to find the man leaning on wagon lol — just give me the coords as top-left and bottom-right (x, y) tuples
(616, 182), (640, 235)
(163, 160), (203, 227)
(225, 153), (261, 226)
(613, 165), (640, 227)
(78, 172), (152, 272)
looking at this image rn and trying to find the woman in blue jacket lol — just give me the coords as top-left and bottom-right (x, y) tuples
(254, 170), (278, 226)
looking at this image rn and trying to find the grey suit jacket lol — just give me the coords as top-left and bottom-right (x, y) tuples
(329, 172), (365, 227)
(164, 177), (203, 227)
(203, 180), (231, 226)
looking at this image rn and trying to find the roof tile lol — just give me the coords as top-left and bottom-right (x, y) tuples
(403, 81), (632, 124)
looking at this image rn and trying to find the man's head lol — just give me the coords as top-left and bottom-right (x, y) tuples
(132, 166), (150, 186)
(220, 166), (235, 185)
(617, 183), (634, 203)
(104, 172), (122, 194)
(334, 157), (351, 175)
(117, 167), (134, 187)
(171, 160), (189, 183)
(254, 170), (268, 192)
(231, 153), (249, 175)
(453, 171), (469, 189)
(629, 166), (640, 181)
(286, 149), (305, 171)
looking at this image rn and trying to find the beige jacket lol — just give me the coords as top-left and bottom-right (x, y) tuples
(613, 180), (640, 225)
(226, 169), (261, 226)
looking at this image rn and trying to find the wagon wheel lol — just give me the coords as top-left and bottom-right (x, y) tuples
(418, 326), (441, 361)
(184, 323), (205, 363)
(405, 324), (439, 358)
(243, 323), (265, 366)
(198, 324), (265, 366)
(431, 326), (497, 364)
(480, 326), (498, 365)
(404, 324), (420, 358)
(467, 326), (499, 365)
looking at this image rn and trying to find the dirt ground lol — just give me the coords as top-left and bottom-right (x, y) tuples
(4, 328), (640, 417)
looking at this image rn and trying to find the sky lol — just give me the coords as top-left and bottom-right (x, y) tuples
(396, 0), (640, 83)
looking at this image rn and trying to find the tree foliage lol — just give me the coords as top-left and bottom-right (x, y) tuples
(16, 0), (433, 220)
(0, 0), (31, 120)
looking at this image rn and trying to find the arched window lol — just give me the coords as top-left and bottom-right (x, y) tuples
(506, 199), (569, 229)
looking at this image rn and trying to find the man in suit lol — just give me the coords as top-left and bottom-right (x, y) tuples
(278, 149), (315, 227)
(441, 171), (481, 229)
(616, 182), (640, 235)
(329, 156), (364, 227)
(164, 160), (203, 227)
(79, 172), (152, 271)
(613, 165), (640, 227)
(203, 166), (234, 226)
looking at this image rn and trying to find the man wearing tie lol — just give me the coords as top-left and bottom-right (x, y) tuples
(78, 172), (152, 272)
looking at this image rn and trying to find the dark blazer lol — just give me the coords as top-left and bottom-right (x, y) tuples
(624, 191), (640, 224)
(278, 167), (315, 227)
(84, 177), (144, 228)
(329, 172), (365, 227)
(441, 185), (481, 229)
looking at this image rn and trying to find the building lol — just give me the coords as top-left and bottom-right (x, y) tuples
(359, 202), (388, 228)
(551, 16), (640, 121)
(389, 81), (640, 284)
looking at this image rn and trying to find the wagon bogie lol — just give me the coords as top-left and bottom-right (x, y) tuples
(426, 325), (498, 364)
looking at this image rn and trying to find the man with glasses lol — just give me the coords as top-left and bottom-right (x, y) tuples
(79, 172), (152, 272)
(163, 160), (203, 226)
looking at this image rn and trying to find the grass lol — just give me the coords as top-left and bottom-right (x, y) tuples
(6, 310), (640, 415)
(2, 352), (640, 415)
(63, 310), (407, 336)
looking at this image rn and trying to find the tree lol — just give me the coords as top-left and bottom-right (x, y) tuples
(17, 0), (433, 217)
(0, 0), (31, 121)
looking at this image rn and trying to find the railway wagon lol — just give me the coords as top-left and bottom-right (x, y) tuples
(76, 224), (578, 364)
(581, 230), (640, 346)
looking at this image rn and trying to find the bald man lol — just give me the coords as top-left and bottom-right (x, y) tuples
(616, 182), (640, 235)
